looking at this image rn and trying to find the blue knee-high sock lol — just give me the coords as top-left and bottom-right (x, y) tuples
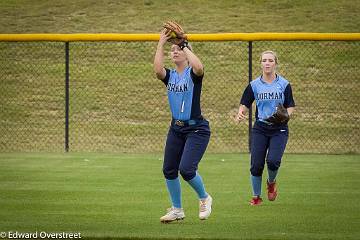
(251, 175), (262, 197)
(166, 178), (182, 208)
(267, 168), (278, 183)
(187, 173), (208, 199)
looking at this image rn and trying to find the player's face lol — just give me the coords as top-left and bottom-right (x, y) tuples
(261, 53), (276, 74)
(170, 45), (187, 63)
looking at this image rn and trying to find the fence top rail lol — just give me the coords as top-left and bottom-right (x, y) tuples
(0, 33), (359, 42)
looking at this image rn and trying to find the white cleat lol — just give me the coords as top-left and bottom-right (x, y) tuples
(160, 207), (185, 223)
(199, 194), (213, 220)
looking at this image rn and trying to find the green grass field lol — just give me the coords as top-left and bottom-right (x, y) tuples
(1, 0), (359, 33)
(0, 153), (359, 240)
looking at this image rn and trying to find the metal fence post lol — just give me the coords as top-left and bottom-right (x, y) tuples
(65, 42), (70, 152)
(248, 41), (253, 153)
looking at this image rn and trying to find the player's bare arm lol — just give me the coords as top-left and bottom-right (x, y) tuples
(183, 47), (204, 76)
(154, 29), (171, 80)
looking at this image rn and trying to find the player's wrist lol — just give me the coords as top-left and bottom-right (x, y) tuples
(178, 40), (189, 50)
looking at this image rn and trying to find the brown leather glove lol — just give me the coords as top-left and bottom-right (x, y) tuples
(265, 104), (290, 125)
(163, 20), (187, 45)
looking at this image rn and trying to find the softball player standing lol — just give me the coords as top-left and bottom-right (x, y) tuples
(236, 50), (295, 205)
(154, 29), (212, 222)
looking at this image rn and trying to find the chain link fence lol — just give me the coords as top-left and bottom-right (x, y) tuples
(0, 40), (359, 153)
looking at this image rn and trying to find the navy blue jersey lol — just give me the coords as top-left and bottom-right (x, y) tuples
(161, 66), (203, 120)
(240, 74), (295, 123)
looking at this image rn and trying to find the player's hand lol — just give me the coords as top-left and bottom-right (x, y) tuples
(159, 29), (172, 45)
(235, 105), (248, 122)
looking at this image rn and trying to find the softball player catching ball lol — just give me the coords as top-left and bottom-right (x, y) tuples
(154, 28), (212, 222)
(236, 50), (295, 206)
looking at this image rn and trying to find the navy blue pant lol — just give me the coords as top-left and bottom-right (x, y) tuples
(250, 122), (289, 176)
(163, 120), (210, 181)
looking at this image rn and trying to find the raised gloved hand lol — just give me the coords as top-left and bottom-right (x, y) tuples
(163, 20), (187, 46)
